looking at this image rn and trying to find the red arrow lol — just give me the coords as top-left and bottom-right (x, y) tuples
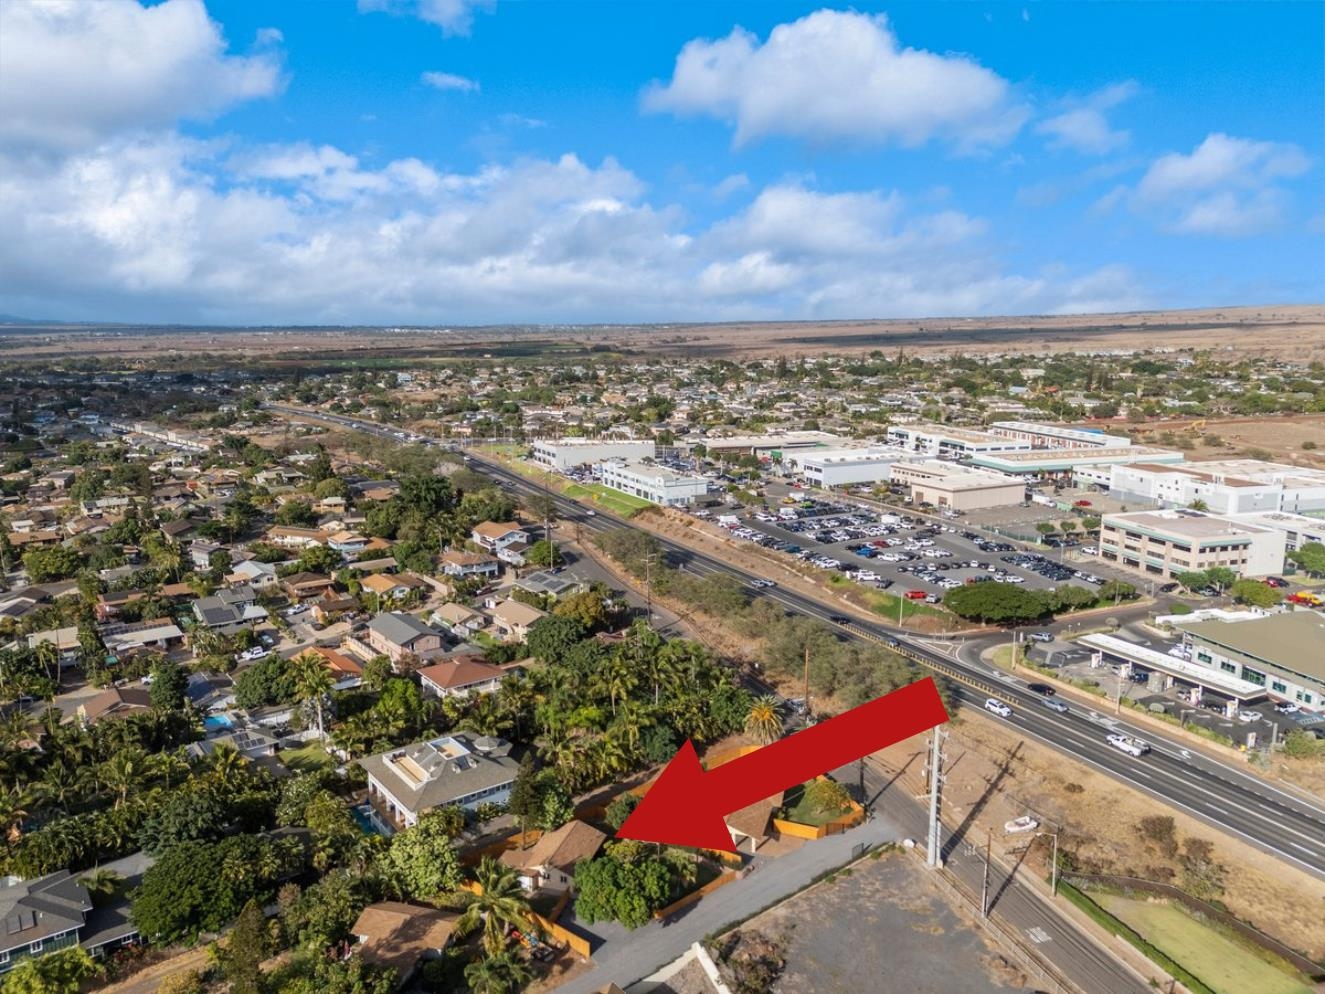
(617, 676), (949, 852)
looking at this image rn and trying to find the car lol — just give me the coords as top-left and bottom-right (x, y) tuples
(828, 615), (851, 625)
(1235, 710), (1263, 723)
(1107, 733), (1150, 757)
(237, 647), (267, 662)
(1263, 577), (1288, 588)
(1028, 632), (1054, 643)
(984, 698), (1013, 718)
(751, 578), (776, 588)
(1042, 699), (1069, 714)
(585, 510), (596, 516)
(1027, 683), (1056, 696)
(905, 590), (927, 600)
(282, 605), (304, 618)
(1274, 701), (1301, 714)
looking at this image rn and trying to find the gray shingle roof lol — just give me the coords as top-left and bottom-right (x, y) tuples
(367, 612), (440, 648)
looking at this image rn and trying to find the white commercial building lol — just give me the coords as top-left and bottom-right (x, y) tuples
(788, 446), (913, 487)
(531, 438), (655, 471)
(1098, 508), (1286, 579)
(598, 460), (709, 507)
(676, 431), (846, 458)
(1223, 511), (1325, 552)
(886, 424), (1031, 459)
(1174, 610), (1325, 711)
(890, 460), (1026, 511)
(970, 445), (1183, 479)
(1108, 459), (1325, 516)
(989, 421), (1130, 449)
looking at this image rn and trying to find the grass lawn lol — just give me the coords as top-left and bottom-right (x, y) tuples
(780, 782), (852, 828)
(562, 482), (653, 516)
(1096, 894), (1313, 994)
(279, 742), (336, 774)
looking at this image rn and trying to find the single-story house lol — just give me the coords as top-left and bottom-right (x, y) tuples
(416, 655), (507, 699)
(490, 599), (547, 641)
(226, 559), (279, 589)
(361, 573), (414, 602)
(499, 819), (607, 895)
(266, 526), (330, 549)
(430, 602), (484, 636)
(282, 571), (336, 601)
(76, 687), (153, 726)
(350, 902), (458, 986)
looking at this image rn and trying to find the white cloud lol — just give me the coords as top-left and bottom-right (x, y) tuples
(421, 71), (480, 93)
(643, 10), (1027, 150)
(357, 0), (493, 37)
(1104, 133), (1313, 236)
(712, 173), (750, 200)
(0, 0), (283, 153)
(0, 135), (1140, 323)
(1036, 81), (1137, 154)
(1136, 132), (1309, 201)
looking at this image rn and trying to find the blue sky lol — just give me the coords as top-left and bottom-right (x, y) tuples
(0, 1), (1320, 324)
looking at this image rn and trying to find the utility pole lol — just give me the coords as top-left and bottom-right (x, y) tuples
(644, 552), (655, 628)
(980, 829), (991, 917)
(1050, 828), (1060, 898)
(926, 728), (945, 868)
(803, 644), (811, 726)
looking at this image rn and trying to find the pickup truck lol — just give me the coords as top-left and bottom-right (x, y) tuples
(1106, 733), (1150, 757)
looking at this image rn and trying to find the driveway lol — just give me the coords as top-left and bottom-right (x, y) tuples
(551, 815), (906, 994)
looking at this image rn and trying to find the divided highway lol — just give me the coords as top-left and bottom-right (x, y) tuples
(267, 405), (1325, 881)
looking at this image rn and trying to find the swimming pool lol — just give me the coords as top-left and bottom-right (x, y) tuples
(351, 803), (394, 837)
(203, 713), (235, 731)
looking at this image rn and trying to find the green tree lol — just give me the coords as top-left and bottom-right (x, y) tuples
(216, 899), (270, 994)
(463, 953), (532, 994)
(1229, 578), (1282, 609)
(379, 812), (463, 900)
(1173, 570), (1209, 593)
(21, 546), (81, 583)
(1204, 567), (1237, 593)
(552, 589), (612, 632)
(1288, 542), (1325, 576)
(0, 947), (96, 994)
(522, 539), (561, 568)
(943, 584), (1050, 623)
(1283, 729), (1323, 760)
(455, 857), (535, 958)
(573, 849), (672, 929)
(235, 655), (298, 710)
(148, 659), (189, 711)
(361, 655), (393, 692)
(524, 615), (586, 663)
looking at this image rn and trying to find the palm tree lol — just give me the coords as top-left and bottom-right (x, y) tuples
(455, 857), (536, 958)
(78, 868), (123, 905)
(595, 653), (639, 718)
(150, 747), (191, 790)
(744, 695), (783, 746)
(0, 786), (32, 843)
(463, 952), (532, 994)
(207, 743), (249, 789)
(33, 639), (59, 687)
(100, 747), (147, 809)
(290, 652), (334, 739)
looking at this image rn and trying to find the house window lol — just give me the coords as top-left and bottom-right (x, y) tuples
(28, 941), (42, 955)
(1272, 681), (1287, 693)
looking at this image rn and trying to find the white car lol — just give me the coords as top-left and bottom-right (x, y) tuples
(237, 647), (267, 662)
(1236, 711), (1262, 723)
(984, 698), (1013, 718)
(1107, 733), (1150, 757)
(1274, 702), (1301, 714)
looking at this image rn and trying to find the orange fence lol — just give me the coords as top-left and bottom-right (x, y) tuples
(461, 829), (543, 865)
(652, 869), (739, 920)
(458, 879), (592, 960)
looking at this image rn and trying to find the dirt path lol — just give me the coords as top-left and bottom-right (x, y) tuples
(94, 947), (210, 994)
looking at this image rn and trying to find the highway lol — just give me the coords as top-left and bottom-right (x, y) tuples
(267, 404), (1325, 881)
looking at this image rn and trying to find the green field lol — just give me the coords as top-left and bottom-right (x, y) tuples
(279, 742), (336, 774)
(562, 482), (654, 516)
(1096, 894), (1312, 994)
(779, 782), (851, 827)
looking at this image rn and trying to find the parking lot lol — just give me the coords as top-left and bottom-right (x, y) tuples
(1038, 626), (1325, 746)
(700, 491), (1113, 602)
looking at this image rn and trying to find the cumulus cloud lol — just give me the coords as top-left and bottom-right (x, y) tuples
(0, 133), (1142, 323)
(1103, 132), (1312, 236)
(421, 71), (480, 93)
(0, 0), (284, 153)
(357, 0), (493, 37)
(643, 10), (1027, 150)
(1036, 81), (1137, 154)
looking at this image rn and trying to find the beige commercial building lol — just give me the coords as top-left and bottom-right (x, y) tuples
(1098, 509), (1286, 580)
(891, 460), (1025, 511)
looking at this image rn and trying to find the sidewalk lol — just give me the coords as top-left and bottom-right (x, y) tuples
(551, 814), (905, 994)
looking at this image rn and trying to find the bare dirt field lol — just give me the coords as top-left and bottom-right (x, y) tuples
(872, 716), (1325, 963)
(729, 849), (1035, 993)
(3, 304), (1323, 363)
(1085, 413), (1325, 470)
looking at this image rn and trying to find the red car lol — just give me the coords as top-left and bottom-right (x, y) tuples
(1073, 499), (1093, 508)
(905, 590), (927, 600)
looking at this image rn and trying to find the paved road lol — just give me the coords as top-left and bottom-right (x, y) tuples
(266, 406), (1325, 881)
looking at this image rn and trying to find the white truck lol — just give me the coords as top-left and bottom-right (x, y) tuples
(1106, 733), (1150, 757)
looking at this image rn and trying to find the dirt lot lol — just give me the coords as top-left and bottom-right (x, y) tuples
(1099, 413), (1325, 471)
(871, 716), (1325, 963)
(723, 850), (1035, 993)
(4, 304), (1322, 364)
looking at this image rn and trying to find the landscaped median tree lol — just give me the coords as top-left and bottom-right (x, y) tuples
(942, 583), (1051, 624)
(1229, 578), (1283, 609)
(1204, 566), (1238, 593)
(1289, 541), (1325, 577)
(1173, 570), (1209, 593)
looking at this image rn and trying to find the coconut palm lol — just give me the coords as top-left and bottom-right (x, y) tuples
(0, 786), (32, 843)
(100, 747), (148, 809)
(78, 868), (123, 904)
(455, 856), (536, 958)
(744, 695), (783, 746)
(207, 743), (249, 789)
(290, 652), (334, 739)
(463, 952), (532, 994)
